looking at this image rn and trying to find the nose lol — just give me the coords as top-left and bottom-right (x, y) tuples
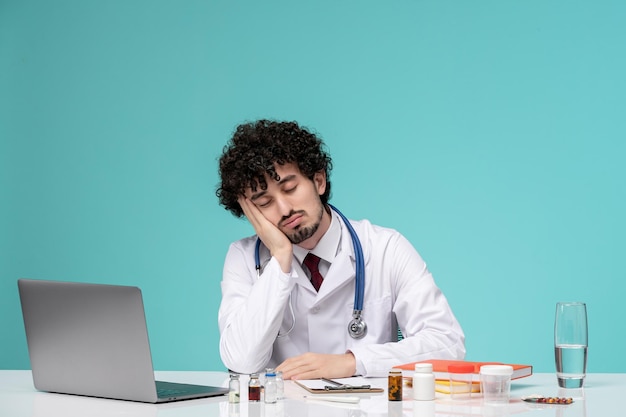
(275, 196), (293, 218)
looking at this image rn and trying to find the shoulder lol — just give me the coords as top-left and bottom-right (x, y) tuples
(347, 218), (422, 263)
(225, 235), (259, 259)
(348, 218), (404, 243)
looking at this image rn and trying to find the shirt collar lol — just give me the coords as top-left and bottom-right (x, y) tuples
(293, 208), (341, 265)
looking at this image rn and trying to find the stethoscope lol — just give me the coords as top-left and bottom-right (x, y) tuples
(254, 204), (367, 339)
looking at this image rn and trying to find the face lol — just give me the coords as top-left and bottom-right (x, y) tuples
(245, 162), (330, 247)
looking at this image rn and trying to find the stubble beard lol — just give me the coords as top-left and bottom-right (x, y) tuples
(284, 203), (325, 245)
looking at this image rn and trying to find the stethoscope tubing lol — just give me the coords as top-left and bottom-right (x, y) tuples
(328, 204), (365, 314)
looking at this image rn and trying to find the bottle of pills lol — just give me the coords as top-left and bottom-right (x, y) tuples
(388, 368), (403, 401)
(264, 370), (277, 404)
(228, 373), (240, 403)
(413, 363), (435, 401)
(248, 373), (261, 402)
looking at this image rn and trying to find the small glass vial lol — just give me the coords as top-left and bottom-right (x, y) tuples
(388, 368), (403, 401)
(275, 371), (284, 400)
(248, 373), (261, 402)
(413, 363), (435, 401)
(264, 370), (277, 404)
(228, 373), (240, 403)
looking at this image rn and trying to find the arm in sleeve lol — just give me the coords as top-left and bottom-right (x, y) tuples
(218, 241), (296, 373)
(350, 233), (466, 377)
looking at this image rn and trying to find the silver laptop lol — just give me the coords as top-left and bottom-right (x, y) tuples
(17, 278), (229, 403)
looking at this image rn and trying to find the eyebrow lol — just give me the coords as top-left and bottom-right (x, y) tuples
(250, 174), (297, 201)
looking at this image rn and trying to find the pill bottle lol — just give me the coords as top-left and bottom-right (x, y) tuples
(388, 368), (403, 401)
(413, 363), (435, 401)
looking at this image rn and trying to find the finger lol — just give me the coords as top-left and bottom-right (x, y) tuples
(238, 197), (263, 230)
(238, 197), (293, 272)
(291, 368), (324, 380)
(276, 356), (313, 379)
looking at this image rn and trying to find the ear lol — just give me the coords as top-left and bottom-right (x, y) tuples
(313, 171), (327, 196)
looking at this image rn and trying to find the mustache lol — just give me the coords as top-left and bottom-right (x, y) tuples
(279, 210), (306, 226)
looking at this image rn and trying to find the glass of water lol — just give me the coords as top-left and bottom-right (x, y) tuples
(554, 302), (588, 388)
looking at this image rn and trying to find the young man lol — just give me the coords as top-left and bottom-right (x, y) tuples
(216, 120), (465, 379)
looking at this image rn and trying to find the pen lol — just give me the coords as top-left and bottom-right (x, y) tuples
(304, 395), (361, 404)
(321, 378), (341, 386)
(320, 378), (371, 390)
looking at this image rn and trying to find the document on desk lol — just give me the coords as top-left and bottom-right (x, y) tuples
(294, 377), (384, 394)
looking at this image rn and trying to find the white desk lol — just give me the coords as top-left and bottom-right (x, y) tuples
(0, 370), (622, 416)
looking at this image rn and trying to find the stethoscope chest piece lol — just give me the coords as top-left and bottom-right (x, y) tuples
(348, 310), (367, 339)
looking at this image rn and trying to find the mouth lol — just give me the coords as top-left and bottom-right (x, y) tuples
(281, 213), (304, 229)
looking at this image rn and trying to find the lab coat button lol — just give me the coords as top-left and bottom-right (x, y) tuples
(312, 306), (320, 314)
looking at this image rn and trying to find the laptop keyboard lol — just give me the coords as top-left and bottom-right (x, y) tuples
(157, 387), (191, 397)
(156, 381), (218, 398)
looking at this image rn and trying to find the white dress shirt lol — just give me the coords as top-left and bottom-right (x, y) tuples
(218, 210), (466, 377)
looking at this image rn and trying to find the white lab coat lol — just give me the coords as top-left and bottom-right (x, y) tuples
(218, 216), (465, 377)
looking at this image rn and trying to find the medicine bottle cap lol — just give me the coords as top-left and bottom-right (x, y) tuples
(448, 364), (474, 374)
(414, 363), (433, 373)
(265, 371), (276, 377)
(479, 365), (514, 376)
(389, 368), (403, 374)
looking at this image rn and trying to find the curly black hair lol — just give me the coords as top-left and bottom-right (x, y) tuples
(216, 120), (333, 218)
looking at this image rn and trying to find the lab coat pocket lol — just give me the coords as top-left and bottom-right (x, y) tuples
(347, 294), (393, 345)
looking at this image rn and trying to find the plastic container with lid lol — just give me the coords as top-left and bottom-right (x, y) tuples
(480, 365), (514, 404)
(448, 364), (474, 400)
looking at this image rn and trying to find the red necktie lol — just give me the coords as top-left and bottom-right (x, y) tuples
(303, 253), (324, 292)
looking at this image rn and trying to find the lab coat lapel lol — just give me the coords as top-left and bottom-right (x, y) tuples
(291, 216), (370, 300)
(315, 220), (357, 300)
(318, 249), (355, 299)
(291, 261), (316, 292)
(291, 255), (354, 300)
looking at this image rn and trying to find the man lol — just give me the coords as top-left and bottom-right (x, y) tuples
(216, 120), (465, 379)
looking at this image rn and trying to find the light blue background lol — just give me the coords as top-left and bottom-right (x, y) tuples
(2, 1), (624, 373)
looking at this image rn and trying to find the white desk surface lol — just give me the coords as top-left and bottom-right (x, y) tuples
(0, 370), (622, 416)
